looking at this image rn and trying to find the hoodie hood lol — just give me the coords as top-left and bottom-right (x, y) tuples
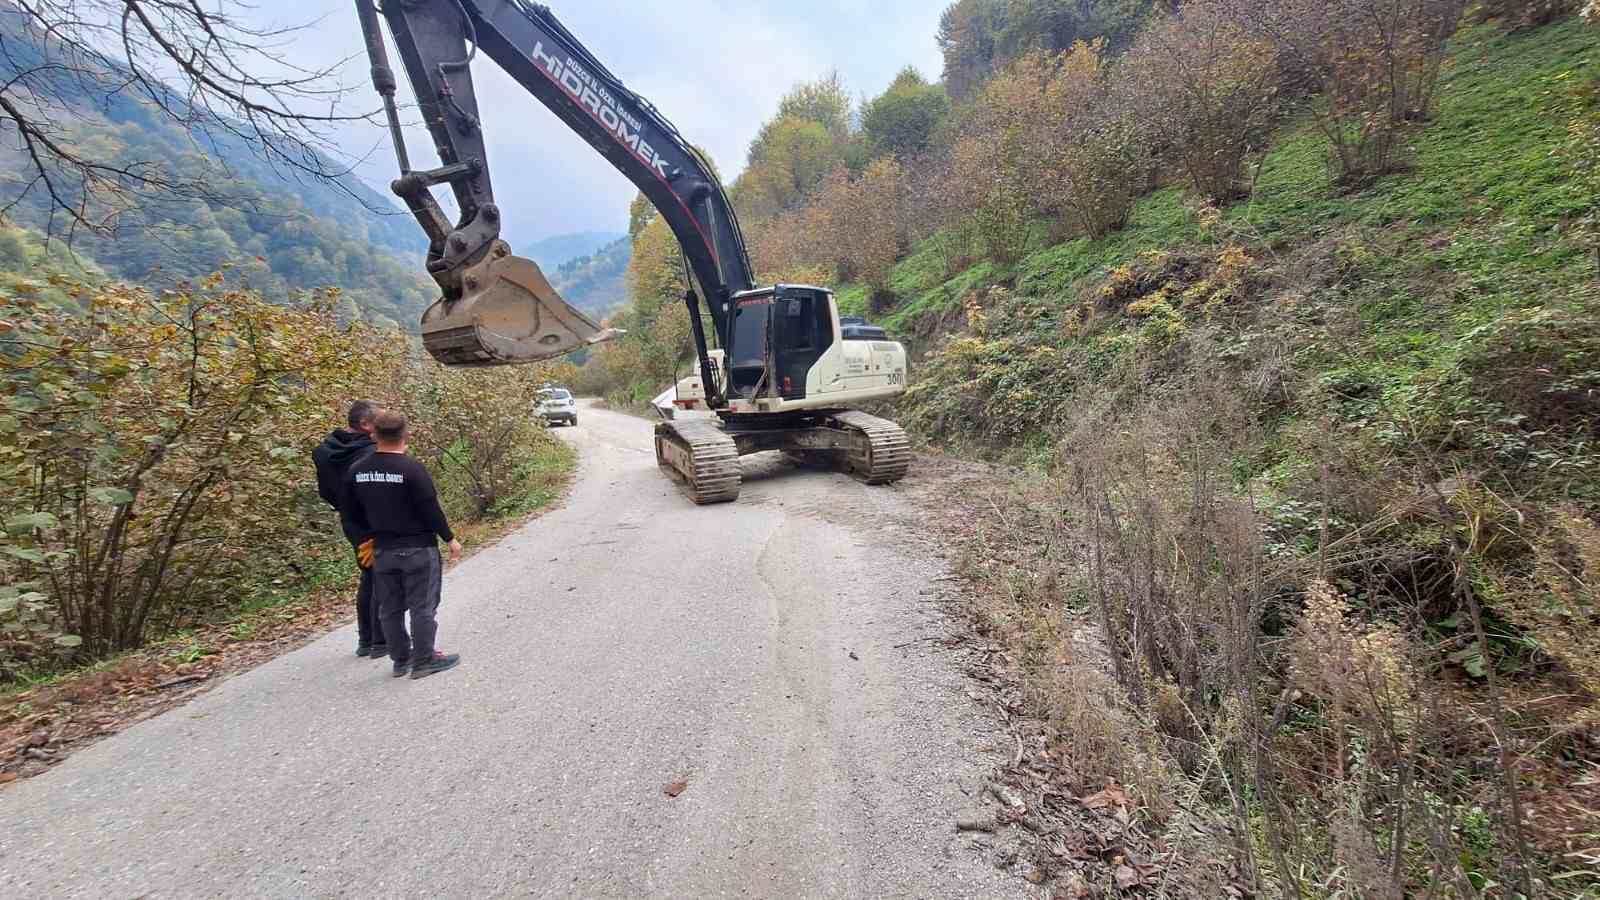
(314, 428), (375, 470)
(313, 427), (377, 520)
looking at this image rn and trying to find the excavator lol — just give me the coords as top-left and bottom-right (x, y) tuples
(354, 0), (910, 503)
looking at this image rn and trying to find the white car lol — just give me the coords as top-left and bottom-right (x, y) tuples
(535, 387), (578, 427)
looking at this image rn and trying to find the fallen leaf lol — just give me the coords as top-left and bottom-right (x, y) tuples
(663, 780), (688, 798)
(1025, 866), (1046, 884)
(1115, 865), (1140, 890)
(0, 772), (17, 784)
(1081, 782), (1129, 811)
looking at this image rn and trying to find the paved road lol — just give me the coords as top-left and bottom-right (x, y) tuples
(0, 401), (1017, 898)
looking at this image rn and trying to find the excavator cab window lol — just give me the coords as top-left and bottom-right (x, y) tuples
(730, 299), (770, 368)
(772, 288), (834, 399)
(727, 294), (773, 399)
(725, 288), (834, 400)
(782, 299), (814, 350)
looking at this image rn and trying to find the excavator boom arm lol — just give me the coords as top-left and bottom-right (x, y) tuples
(356, 0), (752, 386)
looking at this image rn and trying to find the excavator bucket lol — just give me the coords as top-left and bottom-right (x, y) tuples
(421, 242), (620, 367)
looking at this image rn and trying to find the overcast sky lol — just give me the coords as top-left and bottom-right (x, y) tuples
(241, 1), (946, 245)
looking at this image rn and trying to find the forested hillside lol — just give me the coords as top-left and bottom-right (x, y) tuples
(548, 235), (631, 317)
(0, 5), (433, 325)
(524, 231), (625, 272)
(580, 0), (1600, 894)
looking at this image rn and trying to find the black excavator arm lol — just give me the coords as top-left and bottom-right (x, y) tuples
(355, 0), (751, 406)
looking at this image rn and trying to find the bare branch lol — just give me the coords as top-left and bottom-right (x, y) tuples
(0, 0), (386, 243)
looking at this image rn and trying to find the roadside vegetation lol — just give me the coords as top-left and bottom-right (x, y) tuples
(586, 0), (1599, 894)
(0, 2), (587, 779)
(0, 275), (576, 685)
(0, 0), (1595, 891)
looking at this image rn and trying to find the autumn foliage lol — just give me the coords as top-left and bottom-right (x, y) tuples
(720, 0), (1466, 284)
(1, 278), (376, 664)
(579, 0), (1476, 412)
(0, 276), (565, 675)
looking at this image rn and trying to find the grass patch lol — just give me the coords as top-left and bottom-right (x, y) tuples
(1014, 188), (1200, 300)
(896, 17), (1599, 450)
(887, 238), (956, 298)
(1230, 20), (1597, 242)
(892, 17), (1600, 893)
(833, 283), (868, 317)
(485, 437), (576, 519)
(882, 260), (1005, 335)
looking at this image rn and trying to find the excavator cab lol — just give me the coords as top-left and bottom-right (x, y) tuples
(725, 285), (837, 400)
(419, 240), (619, 367)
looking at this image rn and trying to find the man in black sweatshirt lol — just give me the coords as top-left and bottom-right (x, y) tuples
(344, 410), (463, 680)
(312, 399), (386, 659)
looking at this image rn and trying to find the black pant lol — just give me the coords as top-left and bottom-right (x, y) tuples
(374, 545), (442, 666)
(351, 542), (381, 649)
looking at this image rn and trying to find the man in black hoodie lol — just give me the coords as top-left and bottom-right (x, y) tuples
(345, 410), (463, 680)
(312, 399), (386, 659)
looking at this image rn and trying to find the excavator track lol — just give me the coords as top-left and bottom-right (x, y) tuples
(654, 420), (741, 505)
(830, 410), (911, 485)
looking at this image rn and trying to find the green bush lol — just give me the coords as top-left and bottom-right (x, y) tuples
(1, 277), (393, 669)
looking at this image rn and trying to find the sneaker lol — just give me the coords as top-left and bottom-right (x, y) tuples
(392, 660), (410, 678)
(409, 651), (461, 680)
(356, 644), (372, 658)
(368, 644), (389, 661)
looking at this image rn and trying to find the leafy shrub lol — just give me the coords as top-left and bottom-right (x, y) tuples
(1036, 41), (1151, 238)
(1120, 1), (1281, 202)
(734, 75), (851, 221)
(901, 156), (979, 276)
(860, 67), (950, 159)
(734, 116), (839, 220)
(1481, 0), (1584, 28)
(814, 158), (907, 290)
(901, 287), (1091, 448)
(0, 276), (393, 666)
(945, 58), (1044, 263)
(1, 274), (573, 678)
(1238, 0), (1465, 184)
(398, 358), (575, 520)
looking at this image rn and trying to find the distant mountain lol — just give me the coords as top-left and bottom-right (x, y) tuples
(549, 235), (630, 318)
(0, 6), (433, 326)
(524, 232), (626, 272)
